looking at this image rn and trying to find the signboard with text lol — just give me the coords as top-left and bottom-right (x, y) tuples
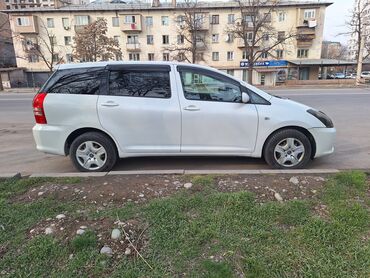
(240, 60), (289, 67)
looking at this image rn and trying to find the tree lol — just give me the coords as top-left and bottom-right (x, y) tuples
(344, 0), (370, 85)
(227, 0), (296, 84)
(164, 0), (208, 63)
(21, 20), (65, 72)
(73, 18), (122, 62)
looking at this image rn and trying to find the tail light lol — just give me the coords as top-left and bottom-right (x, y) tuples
(32, 92), (47, 124)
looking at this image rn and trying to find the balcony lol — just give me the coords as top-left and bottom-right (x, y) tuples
(126, 42), (141, 51)
(120, 14), (142, 32)
(12, 15), (38, 34)
(296, 26), (316, 47)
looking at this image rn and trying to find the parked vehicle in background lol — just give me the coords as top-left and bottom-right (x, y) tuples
(361, 71), (370, 79)
(333, 73), (346, 79)
(32, 62), (336, 172)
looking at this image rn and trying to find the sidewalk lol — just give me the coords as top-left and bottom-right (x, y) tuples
(0, 87), (39, 94)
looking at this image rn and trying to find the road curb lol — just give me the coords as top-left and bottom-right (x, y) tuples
(0, 173), (21, 178)
(29, 172), (108, 178)
(20, 169), (342, 178)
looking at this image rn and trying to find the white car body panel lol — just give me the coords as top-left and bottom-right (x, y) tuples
(32, 61), (336, 165)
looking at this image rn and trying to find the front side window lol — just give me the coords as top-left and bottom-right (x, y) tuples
(145, 16), (153, 26)
(147, 35), (154, 45)
(109, 71), (171, 98)
(211, 15), (219, 24)
(179, 69), (241, 103)
(297, 49), (309, 58)
(124, 15), (136, 24)
(112, 17), (119, 27)
(228, 14), (235, 24)
(17, 17), (30, 26)
(304, 9), (316, 19)
(48, 68), (103, 95)
(62, 18), (69, 28)
(75, 15), (89, 26)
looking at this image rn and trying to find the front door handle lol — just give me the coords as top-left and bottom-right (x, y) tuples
(101, 101), (119, 107)
(184, 105), (200, 111)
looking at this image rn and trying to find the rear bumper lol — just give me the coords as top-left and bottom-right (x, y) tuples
(309, 127), (336, 158)
(32, 124), (67, 156)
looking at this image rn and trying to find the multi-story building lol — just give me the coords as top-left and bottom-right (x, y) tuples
(0, 1), (16, 67)
(5, 0), (332, 86)
(3, 0), (89, 10)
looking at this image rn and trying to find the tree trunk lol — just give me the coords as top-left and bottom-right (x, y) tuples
(247, 66), (253, 85)
(356, 33), (365, 86)
(0, 74), (3, 91)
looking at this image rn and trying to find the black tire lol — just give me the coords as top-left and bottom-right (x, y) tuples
(263, 129), (312, 169)
(69, 132), (118, 172)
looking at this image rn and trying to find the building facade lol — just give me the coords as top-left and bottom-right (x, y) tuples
(3, 0), (89, 10)
(6, 0), (331, 86)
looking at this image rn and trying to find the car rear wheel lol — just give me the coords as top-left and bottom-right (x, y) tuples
(264, 129), (312, 169)
(70, 132), (117, 172)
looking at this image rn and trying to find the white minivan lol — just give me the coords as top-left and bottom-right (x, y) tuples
(32, 62), (335, 172)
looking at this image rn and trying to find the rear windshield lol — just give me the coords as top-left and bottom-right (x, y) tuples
(41, 67), (105, 95)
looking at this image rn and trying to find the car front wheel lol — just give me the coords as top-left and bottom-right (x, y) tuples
(264, 129), (312, 169)
(70, 132), (118, 172)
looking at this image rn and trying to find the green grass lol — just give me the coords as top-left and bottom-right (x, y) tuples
(0, 172), (369, 277)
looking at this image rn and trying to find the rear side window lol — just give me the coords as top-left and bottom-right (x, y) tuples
(46, 68), (104, 95)
(109, 71), (171, 98)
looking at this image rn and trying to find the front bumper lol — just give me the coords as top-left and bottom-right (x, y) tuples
(309, 127), (336, 158)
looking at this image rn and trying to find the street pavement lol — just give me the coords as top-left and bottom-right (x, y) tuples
(0, 88), (370, 174)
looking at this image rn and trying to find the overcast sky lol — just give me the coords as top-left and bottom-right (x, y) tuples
(323, 0), (354, 44)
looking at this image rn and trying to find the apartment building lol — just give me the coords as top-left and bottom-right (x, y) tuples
(3, 0), (89, 10)
(0, 1), (16, 67)
(5, 0), (331, 86)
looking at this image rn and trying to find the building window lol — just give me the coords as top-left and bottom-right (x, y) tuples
(227, 51), (234, 61)
(124, 15), (136, 24)
(112, 17), (119, 27)
(28, 54), (39, 63)
(50, 36), (57, 46)
(226, 33), (234, 43)
(148, 53), (155, 61)
(278, 11), (286, 22)
(75, 15), (89, 26)
(16, 17), (30, 26)
(262, 33), (269, 41)
(147, 35), (154, 45)
(62, 18), (70, 29)
(162, 35), (169, 44)
(64, 36), (71, 45)
(128, 53), (140, 61)
(161, 16), (169, 26)
(228, 14), (235, 24)
(304, 9), (316, 19)
(127, 35), (138, 44)
(212, 34), (219, 43)
(163, 53), (170, 61)
(177, 35), (184, 44)
(211, 15), (219, 24)
(297, 49), (309, 58)
(114, 36), (120, 43)
(276, 49), (283, 58)
(115, 53), (122, 61)
(243, 14), (254, 22)
(195, 52), (204, 61)
(247, 32), (253, 41)
(66, 54), (73, 63)
(212, 52), (219, 61)
(261, 52), (268, 59)
(227, 69), (234, 76)
(46, 18), (54, 28)
(278, 31), (285, 41)
(145, 16), (153, 26)
(242, 50), (250, 59)
(52, 54), (59, 63)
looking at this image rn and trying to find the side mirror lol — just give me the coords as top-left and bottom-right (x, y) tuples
(241, 92), (250, 104)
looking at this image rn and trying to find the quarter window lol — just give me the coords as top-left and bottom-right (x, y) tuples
(109, 71), (171, 98)
(48, 68), (103, 95)
(179, 69), (242, 103)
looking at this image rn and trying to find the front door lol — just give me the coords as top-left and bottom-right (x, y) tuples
(176, 66), (258, 154)
(97, 65), (181, 154)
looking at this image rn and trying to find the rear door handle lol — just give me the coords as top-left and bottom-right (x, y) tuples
(101, 101), (119, 107)
(184, 105), (200, 111)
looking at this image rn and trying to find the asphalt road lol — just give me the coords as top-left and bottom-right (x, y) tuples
(1, 88), (370, 174)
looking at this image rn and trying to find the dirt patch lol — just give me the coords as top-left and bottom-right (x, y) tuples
(28, 216), (148, 259)
(15, 174), (329, 206)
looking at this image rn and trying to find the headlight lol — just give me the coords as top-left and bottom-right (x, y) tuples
(307, 109), (334, 128)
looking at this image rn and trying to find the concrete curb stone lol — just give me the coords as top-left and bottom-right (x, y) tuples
(29, 172), (108, 178)
(0, 173), (21, 178)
